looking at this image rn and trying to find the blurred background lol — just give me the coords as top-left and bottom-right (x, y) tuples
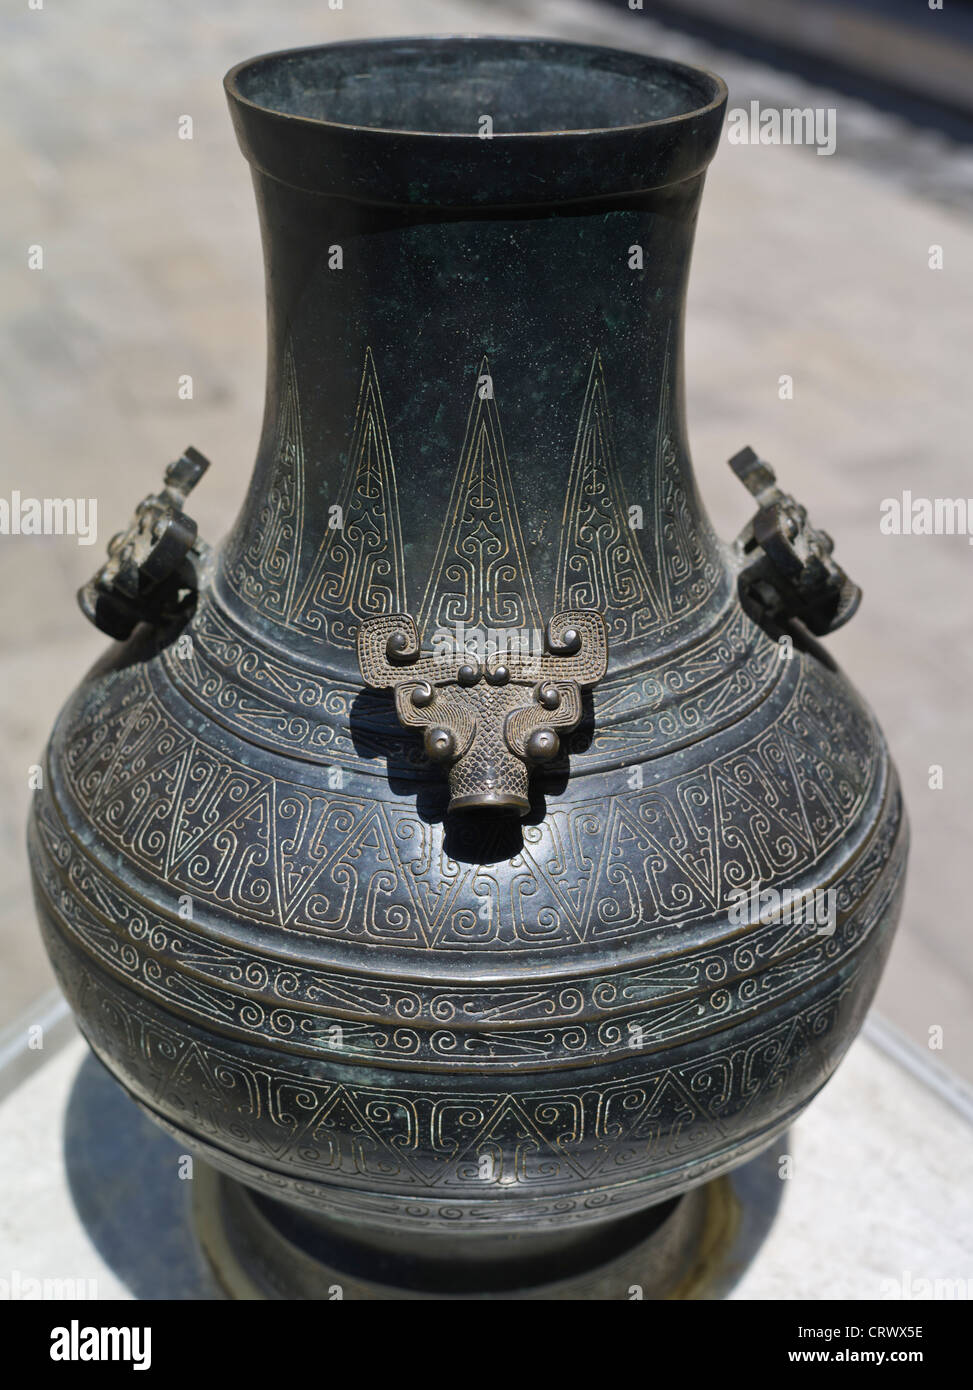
(2, 0), (971, 1082)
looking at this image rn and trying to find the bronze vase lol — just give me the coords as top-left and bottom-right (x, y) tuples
(28, 37), (907, 1299)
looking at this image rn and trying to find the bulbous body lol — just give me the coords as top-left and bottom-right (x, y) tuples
(29, 38), (906, 1289)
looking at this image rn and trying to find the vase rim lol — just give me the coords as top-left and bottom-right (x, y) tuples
(224, 35), (728, 208)
(224, 34), (727, 139)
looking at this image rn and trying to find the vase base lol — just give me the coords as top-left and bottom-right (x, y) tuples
(192, 1165), (740, 1301)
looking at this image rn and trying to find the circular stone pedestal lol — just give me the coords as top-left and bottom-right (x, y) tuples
(193, 1165), (740, 1301)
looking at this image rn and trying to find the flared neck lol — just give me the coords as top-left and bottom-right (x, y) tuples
(216, 38), (730, 679)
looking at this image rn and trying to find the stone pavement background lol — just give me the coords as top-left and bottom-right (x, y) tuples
(1, 0), (971, 1080)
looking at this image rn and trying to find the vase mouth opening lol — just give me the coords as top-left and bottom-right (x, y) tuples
(225, 35), (725, 139)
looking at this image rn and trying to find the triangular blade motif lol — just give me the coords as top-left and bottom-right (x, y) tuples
(555, 351), (665, 643)
(789, 662), (874, 793)
(260, 1080), (338, 1163)
(712, 741), (813, 859)
(274, 790), (370, 926)
(518, 813), (604, 937)
(291, 347), (405, 646)
(166, 743), (265, 874)
(431, 850), (583, 950)
(381, 805), (470, 940)
(224, 339), (306, 618)
(581, 792), (718, 936)
(292, 807), (429, 944)
(711, 769), (809, 891)
(61, 670), (152, 799)
(303, 1086), (415, 1180)
(351, 1092), (457, 1185)
(654, 331), (721, 620)
(93, 743), (191, 878)
(516, 1092), (602, 1178)
(158, 1042), (264, 1147)
(727, 1008), (827, 1125)
(419, 358), (540, 637)
(777, 734), (856, 855)
(582, 802), (654, 939)
(434, 1095), (570, 1188)
(62, 690), (194, 879)
(169, 783), (279, 923)
(613, 1069), (726, 1163)
(627, 770), (721, 912)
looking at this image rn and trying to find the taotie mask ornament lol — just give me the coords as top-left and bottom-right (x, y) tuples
(357, 610), (609, 815)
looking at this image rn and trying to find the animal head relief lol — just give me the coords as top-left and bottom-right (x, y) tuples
(357, 608), (608, 814)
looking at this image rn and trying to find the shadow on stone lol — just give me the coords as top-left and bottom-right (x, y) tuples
(63, 1050), (220, 1300)
(705, 1139), (789, 1299)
